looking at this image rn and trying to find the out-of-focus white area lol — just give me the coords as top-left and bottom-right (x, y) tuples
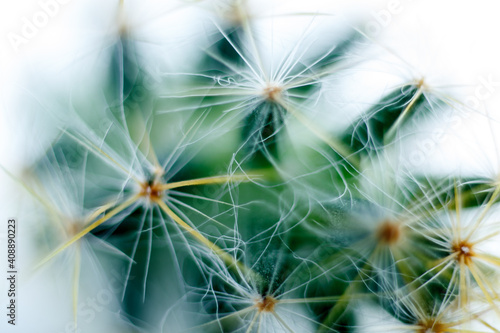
(2, 0), (499, 173)
(1, 0), (500, 332)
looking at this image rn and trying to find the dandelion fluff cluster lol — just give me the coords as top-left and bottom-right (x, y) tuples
(4, 1), (500, 332)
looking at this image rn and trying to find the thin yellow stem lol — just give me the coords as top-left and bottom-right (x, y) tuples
(471, 230), (500, 246)
(465, 184), (500, 242)
(403, 326), (426, 331)
(436, 304), (489, 326)
(441, 309), (489, 329)
(385, 86), (424, 141)
(36, 195), (140, 269)
(468, 262), (495, 306)
(431, 251), (459, 268)
(154, 199), (254, 278)
(468, 261), (498, 299)
(446, 329), (491, 333)
(459, 256), (467, 307)
(477, 318), (499, 332)
(474, 253), (500, 267)
(86, 202), (116, 224)
(73, 243), (81, 327)
(0, 165), (61, 227)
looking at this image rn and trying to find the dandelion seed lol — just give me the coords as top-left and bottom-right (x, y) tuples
(36, 105), (263, 307)
(8, 147), (130, 329)
(407, 181), (500, 317)
(162, 12), (364, 167)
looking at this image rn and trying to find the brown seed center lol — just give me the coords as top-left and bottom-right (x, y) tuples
(66, 221), (79, 236)
(263, 85), (282, 102)
(452, 240), (474, 265)
(139, 180), (163, 201)
(418, 321), (445, 333)
(255, 295), (277, 313)
(377, 220), (402, 245)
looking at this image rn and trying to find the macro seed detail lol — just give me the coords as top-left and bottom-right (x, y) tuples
(376, 219), (402, 245)
(452, 240), (474, 265)
(139, 180), (164, 201)
(255, 295), (277, 313)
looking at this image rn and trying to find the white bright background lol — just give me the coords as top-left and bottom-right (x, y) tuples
(1, 0), (500, 332)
